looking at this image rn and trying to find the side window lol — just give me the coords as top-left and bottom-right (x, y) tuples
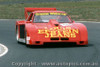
(33, 14), (42, 23)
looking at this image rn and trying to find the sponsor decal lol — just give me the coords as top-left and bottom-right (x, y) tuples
(35, 13), (67, 16)
(38, 27), (79, 38)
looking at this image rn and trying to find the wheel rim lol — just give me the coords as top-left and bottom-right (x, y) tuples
(16, 28), (19, 41)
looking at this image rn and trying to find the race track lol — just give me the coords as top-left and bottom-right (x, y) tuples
(0, 20), (100, 67)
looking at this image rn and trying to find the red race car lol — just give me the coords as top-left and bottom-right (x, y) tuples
(16, 7), (88, 46)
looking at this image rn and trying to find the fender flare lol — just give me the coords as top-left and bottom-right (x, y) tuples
(73, 23), (88, 42)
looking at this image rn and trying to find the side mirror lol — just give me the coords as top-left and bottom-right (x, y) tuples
(26, 21), (32, 23)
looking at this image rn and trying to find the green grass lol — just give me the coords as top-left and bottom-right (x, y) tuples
(0, 1), (100, 21)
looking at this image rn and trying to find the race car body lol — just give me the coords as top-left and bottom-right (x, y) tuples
(16, 7), (88, 45)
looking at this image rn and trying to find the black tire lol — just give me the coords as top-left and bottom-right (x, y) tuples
(25, 31), (33, 47)
(16, 26), (20, 43)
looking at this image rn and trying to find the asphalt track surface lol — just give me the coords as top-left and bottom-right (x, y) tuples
(0, 20), (100, 67)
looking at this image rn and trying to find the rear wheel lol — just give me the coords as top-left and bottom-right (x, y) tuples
(16, 26), (20, 43)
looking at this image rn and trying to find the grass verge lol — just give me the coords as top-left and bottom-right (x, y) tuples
(0, 1), (100, 21)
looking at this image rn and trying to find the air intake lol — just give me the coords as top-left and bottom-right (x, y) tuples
(54, 24), (59, 26)
(50, 38), (59, 40)
(61, 38), (69, 40)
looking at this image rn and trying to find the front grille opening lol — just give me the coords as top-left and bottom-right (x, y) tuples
(50, 38), (59, 40)
(61, 38), (69, 40)
(35, 41), (40, 44)
(80, 41), (84, 44)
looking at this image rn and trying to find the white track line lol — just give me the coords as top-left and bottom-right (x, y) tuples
(0, 43), (8, 57)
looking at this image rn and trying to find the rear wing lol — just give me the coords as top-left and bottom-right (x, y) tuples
(24, 7), (57, 19)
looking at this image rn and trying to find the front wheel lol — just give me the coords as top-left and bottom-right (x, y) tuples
(25, 31), (30, 45)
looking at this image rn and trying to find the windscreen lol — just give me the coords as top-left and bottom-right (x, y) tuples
(34, 13), (71, 23)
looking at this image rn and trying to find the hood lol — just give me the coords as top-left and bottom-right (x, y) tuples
(33, 19), (78, 30)
(30, 20), (80, 38)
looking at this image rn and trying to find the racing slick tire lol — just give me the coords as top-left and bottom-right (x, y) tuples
(25, 31), (30, 46)
(16, 26), (20, 43)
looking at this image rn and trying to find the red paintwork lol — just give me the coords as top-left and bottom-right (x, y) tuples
(16, 7), (88, 45)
